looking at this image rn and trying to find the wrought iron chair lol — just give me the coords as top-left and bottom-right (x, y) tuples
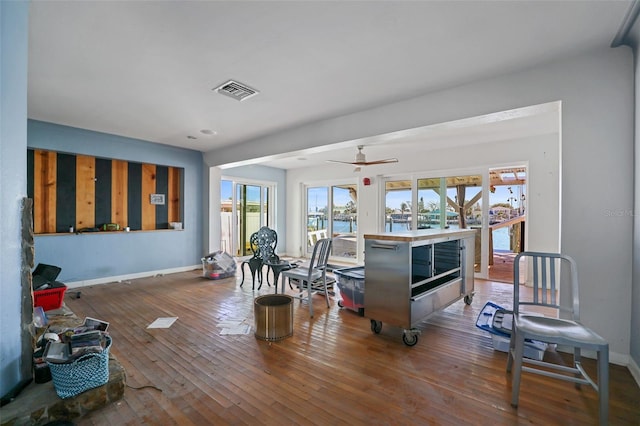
(239, 231), (263, 290)
(254, 226), (281, 289)
(506, 252), (609, 424)
(280, 238), (332, 317)
(240, 226), (283, 290)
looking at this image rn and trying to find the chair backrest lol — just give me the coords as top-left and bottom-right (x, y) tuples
(255, 226), (278, 262)
(307, 238), (332, 279)
(247, 232), (260, 259)
(307, 229), (328, 246)
(513, 251), (579, 320)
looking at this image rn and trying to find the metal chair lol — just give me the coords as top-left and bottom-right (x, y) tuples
(280, 238), (332, 317)
(506, 252), (609, 425)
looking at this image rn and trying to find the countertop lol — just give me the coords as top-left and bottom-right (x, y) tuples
(363, 228), (477, 242)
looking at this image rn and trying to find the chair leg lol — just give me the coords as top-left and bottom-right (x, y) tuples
(598, 345), (609, 425)
(308, 280), (314, 317)
(574, 347), (582, 389)
(322, 278), (330, 308)
(240, 263), (247, 287)
(506, 331), (515, 373)
(510, 329), (525, 408)
(265, 266), (271, 287)
(252, 269), (257, 290)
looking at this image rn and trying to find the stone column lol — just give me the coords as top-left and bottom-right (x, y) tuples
(20, 198), (34, 382)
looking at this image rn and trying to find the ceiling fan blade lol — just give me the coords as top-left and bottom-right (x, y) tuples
(361, 158), (399, 165)
(326, 159), (358, 165)
(327, 158), (399, 166)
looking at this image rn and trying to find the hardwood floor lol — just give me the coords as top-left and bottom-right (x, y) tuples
(63, 269), (640, 425)
(488, 250), (519, 283)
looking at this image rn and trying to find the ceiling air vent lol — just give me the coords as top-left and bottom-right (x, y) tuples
(214, 80), (259, 101)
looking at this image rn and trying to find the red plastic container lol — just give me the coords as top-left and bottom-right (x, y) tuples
(34, 284), (67, 311)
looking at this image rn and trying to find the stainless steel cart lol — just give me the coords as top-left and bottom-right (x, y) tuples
(364, 229), (476, 346)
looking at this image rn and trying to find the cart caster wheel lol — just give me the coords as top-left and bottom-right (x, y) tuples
(402, 332), (418, 347)
(338, 300), (344, 308)
(464, 294), (474, 305)
(370, 320), (382, 334)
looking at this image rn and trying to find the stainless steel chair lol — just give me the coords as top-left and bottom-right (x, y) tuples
(506, 252), (609, 424)
(280, 238), (332, 317)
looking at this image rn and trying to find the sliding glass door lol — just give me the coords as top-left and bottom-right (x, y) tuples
(221, 179), (273, 257)
(306, 183), (358, 260)
(306, 186), (328, 251)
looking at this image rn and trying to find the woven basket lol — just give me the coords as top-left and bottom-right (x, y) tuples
(48, 336), (112, 399)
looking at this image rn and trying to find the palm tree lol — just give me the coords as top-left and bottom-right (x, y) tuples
(400, 201), (411, 219)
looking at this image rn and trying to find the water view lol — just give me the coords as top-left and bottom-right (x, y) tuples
(331, 219), (511, 251)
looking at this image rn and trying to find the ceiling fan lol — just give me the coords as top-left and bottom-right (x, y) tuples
(326, 145), (398, 167)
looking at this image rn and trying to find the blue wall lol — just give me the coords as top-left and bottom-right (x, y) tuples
(28, 120), (205, 283)
(0, 0), (29, 397)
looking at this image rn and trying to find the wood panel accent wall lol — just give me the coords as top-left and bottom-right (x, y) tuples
(168, 166), (181, 224)
(76, 155), (96, 230)
(27, 149), (183, 234)
(141, 164), (156, 230)
(32, 150), (58, 234)
(111, 159), (128, 230)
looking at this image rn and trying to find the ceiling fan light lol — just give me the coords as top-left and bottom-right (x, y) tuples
(327, 145), (398, 167)
(355, 145), (366, 163)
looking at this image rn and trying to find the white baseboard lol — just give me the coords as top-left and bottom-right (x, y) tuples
(628, 356), (640, 388)
(597, 351), (640, 388)
(65, 264), (201, 288)
(609, 350), (628, 367)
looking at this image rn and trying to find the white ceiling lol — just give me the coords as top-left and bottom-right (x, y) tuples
(27, 1), (632, 169)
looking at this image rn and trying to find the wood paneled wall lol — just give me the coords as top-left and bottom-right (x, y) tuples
(27, 149), (182, 234)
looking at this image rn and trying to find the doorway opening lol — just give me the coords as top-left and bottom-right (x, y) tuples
(487, 167), (527, 282)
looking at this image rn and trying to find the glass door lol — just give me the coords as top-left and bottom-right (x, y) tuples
(221, 179), (273, 257)
(305, 184), (358, 260)
(306, 186), (329, 253)
(237, 184), (262, 257)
